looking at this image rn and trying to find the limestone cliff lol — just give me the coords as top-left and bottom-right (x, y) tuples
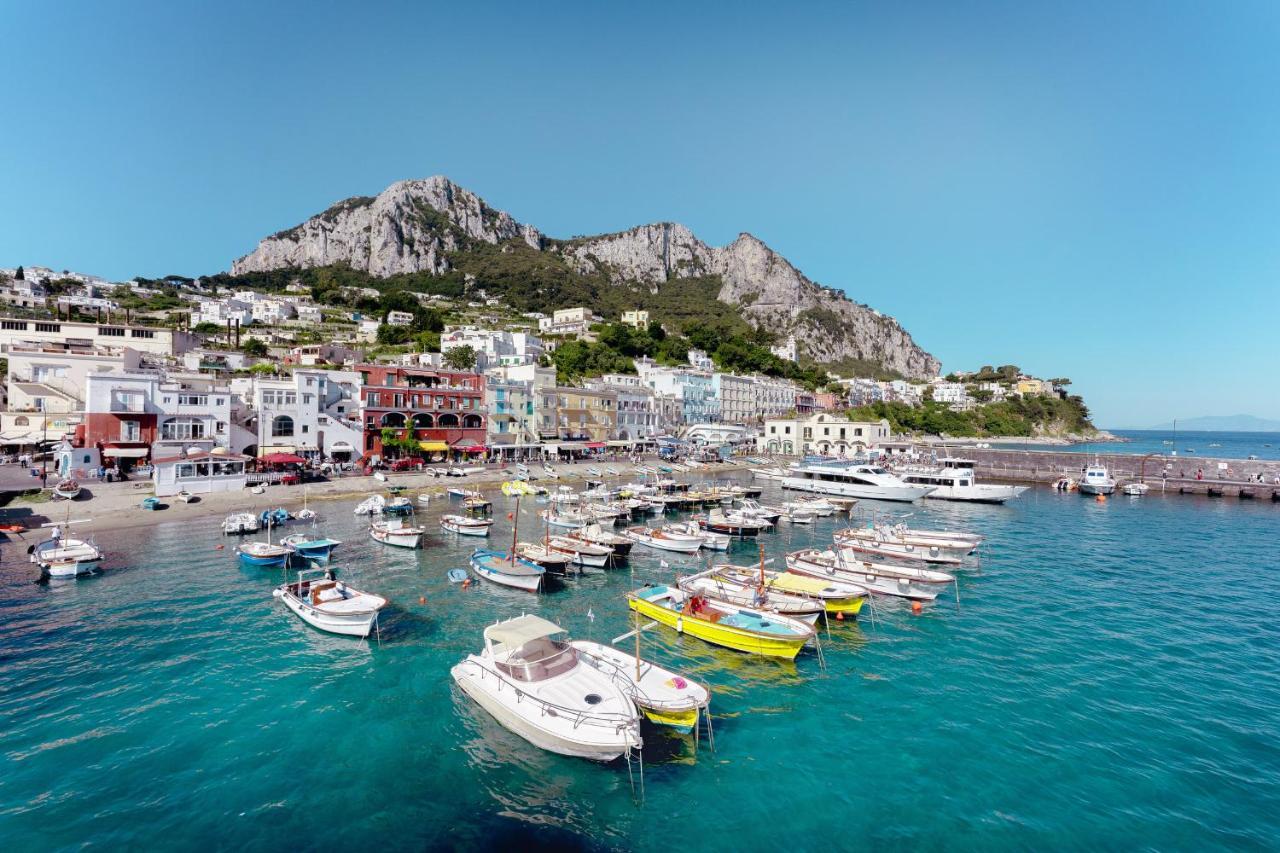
(232, 176), (940, 378)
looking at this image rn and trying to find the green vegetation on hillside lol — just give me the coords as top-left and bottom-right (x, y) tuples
(847, 394), (1094, 438)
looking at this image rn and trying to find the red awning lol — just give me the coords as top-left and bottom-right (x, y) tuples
(463, 445), (487, 453)
(585, 442), (606, 449)
(259, 452), (306, 465)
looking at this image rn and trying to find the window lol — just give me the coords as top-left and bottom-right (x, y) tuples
(302, 394), (313, 405)
(34, 323), (61, 333)
(161, 417), (206, 440)
(177, 463), (195, 478)
(272, 415), (295, 437)
(301, 425), (309, 433)
(98, 326), (126, 337)
(121, 420), (141, 441)
(178, 394), (208, 406)
(216, 421), (226, 434)
(130, 329), (155, 339)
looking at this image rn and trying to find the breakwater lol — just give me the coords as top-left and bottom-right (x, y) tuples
(959, 448), (1280, 499)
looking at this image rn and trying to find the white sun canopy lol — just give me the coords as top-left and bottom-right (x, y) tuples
(483, 614), (564, 649)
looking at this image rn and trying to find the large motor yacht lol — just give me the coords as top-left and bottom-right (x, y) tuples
(782, 459), (935, 503)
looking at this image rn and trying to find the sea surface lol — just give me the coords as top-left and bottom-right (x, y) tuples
(993, 429), (1280, 461)
(3, 476), (1279, 850)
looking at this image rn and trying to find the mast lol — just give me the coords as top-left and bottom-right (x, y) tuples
(509, 495), (520, 564)
(633, 607), (642, 681)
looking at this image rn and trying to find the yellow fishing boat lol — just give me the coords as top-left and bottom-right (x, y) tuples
(712, 565), (866, 616)
(627, 585), (814, 660)
(572, 639), (710, 733)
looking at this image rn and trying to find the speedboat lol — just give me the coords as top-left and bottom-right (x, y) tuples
(1078, 463), (1117, 496)
(52, 480), (82, 500)
(546, 535), (614, 568)
(280, 533), (341, 562)
(572, 640), (711, 733)
(627, 584), (816, 659)
(737, 499), (782, 525)
(382, 496), (415, 516)
(370, 517), (425, 548)
(223, 513), (260, 535)
(273, 567), (386, 638)
(624, 526), (702, 554)
(780, 503), (817, 524)
(468, 548), (545, 592)
(1122, 482), (1150, 496)
(693, 509), (766, 537)
(451, 615), (642, 760)
(897, 458), (1028, 503)
(258, 507), (290, 528)
(441, 514), (493, 536)
(782, 460), (935, 502)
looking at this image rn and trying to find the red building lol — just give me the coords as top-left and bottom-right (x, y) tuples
(358, 364), (487, 459)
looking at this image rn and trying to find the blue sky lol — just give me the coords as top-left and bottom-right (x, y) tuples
(2, 1), (1277, 427)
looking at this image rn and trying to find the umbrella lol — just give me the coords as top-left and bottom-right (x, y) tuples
(259, 452), (306, 465)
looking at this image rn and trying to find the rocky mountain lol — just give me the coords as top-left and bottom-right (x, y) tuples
(233, 176), (940, 378)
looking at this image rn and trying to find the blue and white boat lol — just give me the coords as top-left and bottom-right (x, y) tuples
(236, 523), (290, 568)
(259, 507), (290, 528)
(281, 534), (341, 562)
(469, 548), (545, 592)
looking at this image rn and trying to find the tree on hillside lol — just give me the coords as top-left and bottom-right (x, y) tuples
(242, 338), (268, 357)
(14, 266), (23, 280)
(444, 345), (478, 371)
(647, 320), (666, 341)
(193, 322), (222, 336)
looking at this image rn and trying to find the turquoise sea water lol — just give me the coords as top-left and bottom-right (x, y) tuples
(992, 429), (1280, 461)
(3, 478), (1280, 850)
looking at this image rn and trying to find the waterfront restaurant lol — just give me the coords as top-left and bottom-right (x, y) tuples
(151, 451), (249, 497)
(357, 364), (486, 461)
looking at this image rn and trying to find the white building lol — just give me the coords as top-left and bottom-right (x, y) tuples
(687, 349), (714, 372)
(684, 422), (753, 447)
(441, 327), (544, 370)
(249, 369), (364, 460)
(297, 304), (323, 323)
(196, 298), (254, 327)
(386, 310), (415, 327)
(621, 310), (650, 328)
(932, 381), (973, 410)
(770, 336), (798, 362)
(6, 342), (143, 415)
(151, 451), (249, 498)
(356, 319), (382, 343)
(752, 374), (798, 419)
(0, 316), (195, 356)
(712, 373), (756, 424)
(756, 413), (890, 456)
(251, 298), (296, 325)
(585, 379), (659, 441)
(537, 307), (597, 336)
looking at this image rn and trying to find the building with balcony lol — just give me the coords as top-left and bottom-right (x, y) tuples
(637, 363), (717, 426)
(752, 374), (799, 419)
(248, 369), (364, 460)
(712, 373), (755, 424)
(6, 342), (143, 415)
(537, 307), (597, 337)
(539, 386), (617, 443)
(621, 310), (650, 328)
(756, 413), (891, 456)
(0, 316), (195, 356)
(485, 375), (540, 449)
(82, 371), (238, 467)
(585, 379), (659, 440)
(357, 364), (486, 459)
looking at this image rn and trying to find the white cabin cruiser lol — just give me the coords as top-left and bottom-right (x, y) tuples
(897, 458), (1028, 504)
(451, 615), (642, 761)
(783, 460), (934, 503)
(1078, 463), (1117, 496)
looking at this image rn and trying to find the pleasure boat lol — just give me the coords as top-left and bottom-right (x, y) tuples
(468, 548), (545, 592)
(780, 503), (818, 524)
(624, 526), (703, 554)
(571, 641), (710, 733)
(280, 533), (341, 562)
(30, 522), (103, 577)
(1122, 482), (1150, 496)
(693, 509), (766, 537)
(782, 459), (935, 503)
(369, 517), (425, 548)
(737, 499), (782, 525)
(627, 584), (816, 659)
(567, 523), (633, 557)
(833, 532), (964, 566)
(540, 508), (593, 529)
(896, 458), (1028, 504)
(223, 512), (260, 535)
(787, 549), (942, 601)
(711, 564), (867, 616)
(839, 524), (981, 555)
(441, 514), (493, 536)
(52, 480), (82, 500)
(1078, 463), (1117, 496)
(451, 615), (642, 761)
(354, 495), (386, 516)
(273, 567), (386, 637)
(514, 542), (577, 575)
(663, 521), (730, 551)
(236, 539), (291, 568)
(545, 535), (614, 568)
(676, 569), (825, 621)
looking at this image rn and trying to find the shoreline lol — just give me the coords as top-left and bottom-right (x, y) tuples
(1, 460), (756, 539)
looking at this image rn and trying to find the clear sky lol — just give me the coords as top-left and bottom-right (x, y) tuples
(2, 1), (1277, 427)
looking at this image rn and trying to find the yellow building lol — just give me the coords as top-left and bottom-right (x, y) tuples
(543, 386), (617, 442)
(1015, 378), (1047, 396)
(621, 310), (650, 328)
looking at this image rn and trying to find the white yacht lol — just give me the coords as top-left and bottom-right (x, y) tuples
(897, 458), (1028, 504)
(1078, 462), (1117, 496)
(782, 460), (935, 503)
(451, 615), (642, 761)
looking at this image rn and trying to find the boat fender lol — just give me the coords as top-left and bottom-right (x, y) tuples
(214, 544), (224, 550)
(675, 617), (683, 633)
(836, 612), (845, 621)
(911, 601), (923, 615)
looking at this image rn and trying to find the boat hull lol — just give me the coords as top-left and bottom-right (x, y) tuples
(469, 551), (543, 592)
(237, 550), (289, 568)
(277, 592), (380, 637)
(628, 594), (808, 660)
(782, 476), (934, 503)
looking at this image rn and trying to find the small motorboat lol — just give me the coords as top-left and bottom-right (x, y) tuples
(787, 549), (941, 601)
(780, 504), (817, 524)
(468, 548), (544, 592)
(567, 523), (633, 557)
(712, 564), (867, 616)
(514, 542), (576, 575)
(354, 495), (386, 516)
(223, 513), (260, 534)
(540, 508), (593, 528)
(677, 568), (825, 620)
(1122, 483), (1150, 496)
(662, 521), (729, 552)
(546, 535), (613, 568)
(572, 640), (711, 733)
(627, 584), (816, 659)
(441, 514), (493, 537)
(382, 496), (415, 516)
(370, 517), (425, 549)
(839, 524), (981, 555)
(274, 567), (386, 638)
(141, 497), (162, 511)
(586, 466), (602, 477)
(281, 533), (341, 562)
(833, 533), (964, 566)
(463, 496), (492, 514)
(693, 509), (766, 537)
(417, 493), (432, 506)
(451, 615), (641, 759)
(623, 526), (702, 554)
(52, 480), (82, 500)
(737, 499), (782, 525)
(30, 522), (103, 577)
(259, 507), (290, 528)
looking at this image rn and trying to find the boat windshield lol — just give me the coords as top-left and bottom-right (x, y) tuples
(496, 639), (580, 682)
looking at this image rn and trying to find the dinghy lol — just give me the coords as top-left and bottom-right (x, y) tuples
(693, 509), (766, 537)
(627, 585), (815, 659)
(624, 526), (703, 554)
(677, 568), (825, 621)
(712, 564), (867, 616)
(52, 480), (82, 500)
(441, 514), (493, 536)
(273, 567), (386, 638)
(30, 520), (102, 577)
(370, 517), (425, 548)
(545, 535), (613, 568)
(468, 548), (544, 592)
(451, 615), (641, 760)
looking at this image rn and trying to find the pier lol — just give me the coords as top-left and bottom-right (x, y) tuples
(952, 447), (1280, 500)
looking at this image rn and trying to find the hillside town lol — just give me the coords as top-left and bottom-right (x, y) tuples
(0, 265), (1080, 490)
